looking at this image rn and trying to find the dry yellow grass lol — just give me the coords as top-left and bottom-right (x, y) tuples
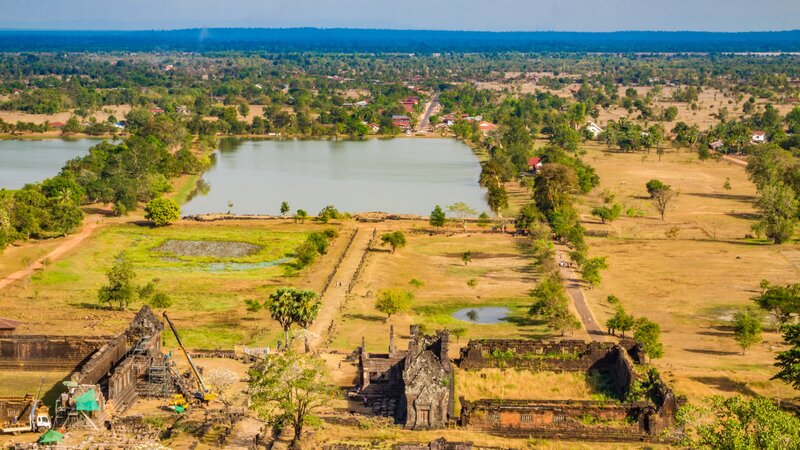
(575, 144), (800, 402)
(454, 369), (603, 402)
(0, 105), (131, 126)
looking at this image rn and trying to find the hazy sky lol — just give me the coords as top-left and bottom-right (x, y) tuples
(1, 0), (799, 32)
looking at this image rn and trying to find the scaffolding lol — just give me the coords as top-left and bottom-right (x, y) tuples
(141, 364), (173, 398)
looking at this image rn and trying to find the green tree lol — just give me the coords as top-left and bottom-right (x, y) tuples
(533, 163), (578, 213)
(645, 179), (668, 198)
(149, 291), (173, 309)
(633, 318), (664, 361)
(773, 323), (800, 390)
(294, 241), (318, 268)
(294, 209), (308, 224)
(144, 197), (180, 226)
(98, 256), (137, 309)
(590, 204), (622, 224)
(581, 256), (608, 287)
(752, 182), (798, 244)
(732, 307), (762, 355)
(651, 186), (677, 220)
(429, 205), (446, 228)
(677, 395), (800, 449)
(450, 327), (467, 343)
(249, 352), (336, 448)
(316, 205), (340, 223)
(461, 251), (472, 266)
(375, 288), (414, 321)
(380, 231), (407, 254)
(267, 288), (320, 348)
(752, 280), (800, 327)
(606, 305), (634, 337)
(477, 212), (490, 228)
(280, 201), (290, 216)
(448, 202), (477, 232)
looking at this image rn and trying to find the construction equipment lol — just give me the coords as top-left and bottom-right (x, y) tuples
(1, 379), (51, 435)
(162, 312), (218, 403)
(167, 394), (189, 414)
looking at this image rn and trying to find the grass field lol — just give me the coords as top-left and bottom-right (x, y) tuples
(329, 230), (565, 354)
(574, 144), (800, 402)
(1, 219), (345, 350)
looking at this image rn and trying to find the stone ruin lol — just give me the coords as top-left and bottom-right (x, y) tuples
(357, 325), (454, 429)
(355, 332), (680, 443)
(456, 339), (680, 442)
(0, 306), (175, 430)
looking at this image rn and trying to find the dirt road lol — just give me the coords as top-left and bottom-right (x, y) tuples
(309, 227), (374, 349)
(0, 219), (101, 291)
(556, 245), (607, 341)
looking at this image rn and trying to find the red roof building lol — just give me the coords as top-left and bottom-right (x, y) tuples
(47, 122), (65, 129)
(527, 157), (544, 172)
(477, 121), (498, 133)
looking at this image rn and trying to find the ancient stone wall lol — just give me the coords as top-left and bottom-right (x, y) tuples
(0, 336), (112, 370)
(457, 339), (643, 372)
(459, 398), (652, 441)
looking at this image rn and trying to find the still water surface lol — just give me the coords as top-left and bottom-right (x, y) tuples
(0, 138), (98, 189)
(182, 138), (488, 215)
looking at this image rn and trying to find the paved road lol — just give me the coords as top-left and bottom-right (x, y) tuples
(556, 245), (607, 341)
(0, 219), (100, 291)
(417, 92), (440, 131)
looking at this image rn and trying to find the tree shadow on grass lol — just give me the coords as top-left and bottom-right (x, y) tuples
(69, 301), (116, 311)
(725, 211), (759, 221)
(691, 376), (759, 397)
(128, 220), (156, 228)
(502, 315), (545, 327)
(343, 313), (385, 322)
(685, 348), (740, 356)
(686, 192), (756, 202)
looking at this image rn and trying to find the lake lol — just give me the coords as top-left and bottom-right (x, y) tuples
(0, 138), (98, 189)
(182, 138), (488, 216)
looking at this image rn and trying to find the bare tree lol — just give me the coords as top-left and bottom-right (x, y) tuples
(651, 187), (676, 220)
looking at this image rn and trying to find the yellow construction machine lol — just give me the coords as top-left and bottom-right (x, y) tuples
(162, 312), (219, 404)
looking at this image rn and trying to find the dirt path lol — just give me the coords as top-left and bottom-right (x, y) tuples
(556, 245), (607, 341)
(225, 416), (264, 449)
(721, 154), (748, 167)
(0, 219), (101, 291)
(309, 227), (374, 349)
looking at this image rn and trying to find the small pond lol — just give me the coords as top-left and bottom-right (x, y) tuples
(452, 306), (511, 324)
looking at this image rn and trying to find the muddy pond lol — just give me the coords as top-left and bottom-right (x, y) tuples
(182, 138), (489, 216)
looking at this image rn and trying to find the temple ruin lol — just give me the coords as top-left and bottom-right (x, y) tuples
(358, 325), (454, 429)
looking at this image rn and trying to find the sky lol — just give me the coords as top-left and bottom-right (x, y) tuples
(0, 0), (799, 32)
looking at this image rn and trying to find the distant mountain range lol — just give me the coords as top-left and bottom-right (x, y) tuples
(0, 28), (799, 53)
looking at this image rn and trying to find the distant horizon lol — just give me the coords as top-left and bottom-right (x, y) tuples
(3, 0), (800, 33)
(1, 27), (800, 34)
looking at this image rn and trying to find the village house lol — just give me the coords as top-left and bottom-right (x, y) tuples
(751, 130), (767, 143)
(584, 121), (604, 138)
(150, 107), (165, 114)
(477, 121), (498, 134)
(0, 318), (19, 336)
(527, 157), (544, 172)
(709, 140), (724, 151)
(47, 121), (65, 129)
(392, 115), (412, 130)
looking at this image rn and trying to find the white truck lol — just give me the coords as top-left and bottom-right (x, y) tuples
(1, 411), (51, 435)
(0, 379), (52, 435)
